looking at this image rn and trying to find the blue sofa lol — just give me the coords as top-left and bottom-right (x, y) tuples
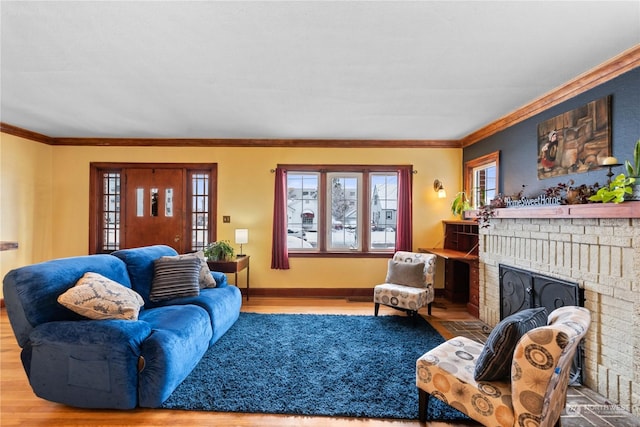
(3, 245), (242, 409)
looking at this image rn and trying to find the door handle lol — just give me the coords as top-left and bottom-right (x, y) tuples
(174, 235), (180, 242)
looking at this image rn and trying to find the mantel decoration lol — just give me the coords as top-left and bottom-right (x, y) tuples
(204, 240), (235, 261)
(623, 138), (640, 201)
(537, 95), (611, 180)
(474, 173), (637, 227)
(588, 174), (635, 203)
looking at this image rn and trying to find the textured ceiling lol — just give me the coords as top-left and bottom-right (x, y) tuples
(1, 1), (639, 140)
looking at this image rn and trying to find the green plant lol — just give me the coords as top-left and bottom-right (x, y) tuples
(451, 192), (471, 217)
(588, 174), (635, 204)
(204, 240), (235, 261)
(624, 138), (640, 177)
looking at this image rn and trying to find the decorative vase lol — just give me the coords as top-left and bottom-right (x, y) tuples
(625, 182), (640, 201)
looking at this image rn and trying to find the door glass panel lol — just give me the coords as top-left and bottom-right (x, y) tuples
(165, 188), (173, 217)
(136, 188), (144, 217)
(102, 172), (121, 251)
(191, 173), (210, 251)
(150, 188), (159, 217)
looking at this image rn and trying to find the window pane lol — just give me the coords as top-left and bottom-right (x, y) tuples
(286, 173), (318, 249)
(102, 172), (120, 251)
(191, 173), (209, 251)
(370, 173), (397, 250)
(150, 188), (158, 217)
(328, 174), (360, 250)
(473, 163), (497, 208)
(136, 188), (144, 217)
(165, 188), (173, 217)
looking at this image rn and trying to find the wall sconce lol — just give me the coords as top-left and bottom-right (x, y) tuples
(433, 179), (447, 199)
(235, 229), (249, 256)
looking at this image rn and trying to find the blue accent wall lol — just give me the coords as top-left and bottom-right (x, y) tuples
(464, 67), (640, 198)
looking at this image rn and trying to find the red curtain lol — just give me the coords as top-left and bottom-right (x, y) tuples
(271, 167), (290, 269)
(395, 168), (413, 251)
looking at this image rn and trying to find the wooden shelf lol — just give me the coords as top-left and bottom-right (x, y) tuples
(465, 201), (640, 220)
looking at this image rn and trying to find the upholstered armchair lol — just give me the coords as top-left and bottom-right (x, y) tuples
(373, 251), (436, 318)
(416, 306), (591, 427)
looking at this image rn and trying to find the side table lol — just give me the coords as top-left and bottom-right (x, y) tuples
(207, 255), (250, 300)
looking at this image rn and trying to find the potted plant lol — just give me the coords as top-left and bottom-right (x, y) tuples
(450, 191), (471, 218)
(204, 240), (235, 261)
(623, 138), (640, 200)
(588, 173), (635, 204)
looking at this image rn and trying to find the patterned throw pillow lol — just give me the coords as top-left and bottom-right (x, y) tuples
(150, 256), (201, 302)
(165, 251), (216, 288)
(385, 260), (426, 288)
(474, 307), (548, 381)
(57, 272), (145, 320)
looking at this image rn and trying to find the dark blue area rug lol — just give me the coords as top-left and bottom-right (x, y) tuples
(162, 312), (468, 421)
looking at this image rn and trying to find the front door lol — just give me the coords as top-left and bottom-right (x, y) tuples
(124, 168), (185, 252)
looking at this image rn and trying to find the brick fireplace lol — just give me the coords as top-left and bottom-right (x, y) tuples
(476, 202), (640, 416)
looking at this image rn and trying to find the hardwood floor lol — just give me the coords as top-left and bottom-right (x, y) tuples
(1, 297), (478, 427)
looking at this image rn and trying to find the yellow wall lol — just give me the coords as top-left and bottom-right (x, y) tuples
(2, 134), (462, 296)
(0, 133), (54, 298)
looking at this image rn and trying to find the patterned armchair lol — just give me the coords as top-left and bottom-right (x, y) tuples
(416, 306), (590, 427)
(373, 251), (436, 318)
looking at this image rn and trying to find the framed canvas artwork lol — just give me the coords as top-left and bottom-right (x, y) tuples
(537, 95), (611, 180)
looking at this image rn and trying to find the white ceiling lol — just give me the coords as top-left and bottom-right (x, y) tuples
(1, 1), (639, 140)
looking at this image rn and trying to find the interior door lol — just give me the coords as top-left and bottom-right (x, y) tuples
(124, 168), (185, 252)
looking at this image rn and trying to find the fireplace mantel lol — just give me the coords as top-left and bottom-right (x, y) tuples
(466, 201), (640, 220)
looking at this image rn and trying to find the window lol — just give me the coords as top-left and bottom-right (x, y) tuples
(101, 171), (121, 251)
(464, 151), (500, 209)
(283, 165), (409, 255)
(191, 172), (210, 251)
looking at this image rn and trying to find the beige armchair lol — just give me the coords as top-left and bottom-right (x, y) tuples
(373, 251), (436, 318)
(416, 306), (591, 427)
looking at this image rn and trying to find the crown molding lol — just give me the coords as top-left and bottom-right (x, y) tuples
(460, 44), (640, 148)
(49, 137), (460, 148)
(0, 123), (54, 144)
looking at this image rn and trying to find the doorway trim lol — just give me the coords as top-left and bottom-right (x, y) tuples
(89, 162), (217, 254)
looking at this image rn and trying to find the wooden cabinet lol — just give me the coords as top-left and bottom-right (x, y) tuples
(419, 220), (479, 317)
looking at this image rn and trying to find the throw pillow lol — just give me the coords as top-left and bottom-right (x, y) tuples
(150, 256), (202, 302)
(474, 307), (549, 381)
(385, 260), (426, 288)
(166, 251), (216, 288)
(57, 272), (145, 320)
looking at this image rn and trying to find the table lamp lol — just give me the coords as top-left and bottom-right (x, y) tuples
(235, 229), (248, 256)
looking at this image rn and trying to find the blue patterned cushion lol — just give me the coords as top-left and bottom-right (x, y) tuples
(474, 307), (548, 381)
(57, 272), (145, 320)
(150, 256), (201, 302)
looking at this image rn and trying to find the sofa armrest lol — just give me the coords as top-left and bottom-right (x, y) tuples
(26, 320), (152, 409)
(209, 270), (228, 287)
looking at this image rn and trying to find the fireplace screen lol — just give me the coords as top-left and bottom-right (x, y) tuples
(499, 264), (585, 384)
